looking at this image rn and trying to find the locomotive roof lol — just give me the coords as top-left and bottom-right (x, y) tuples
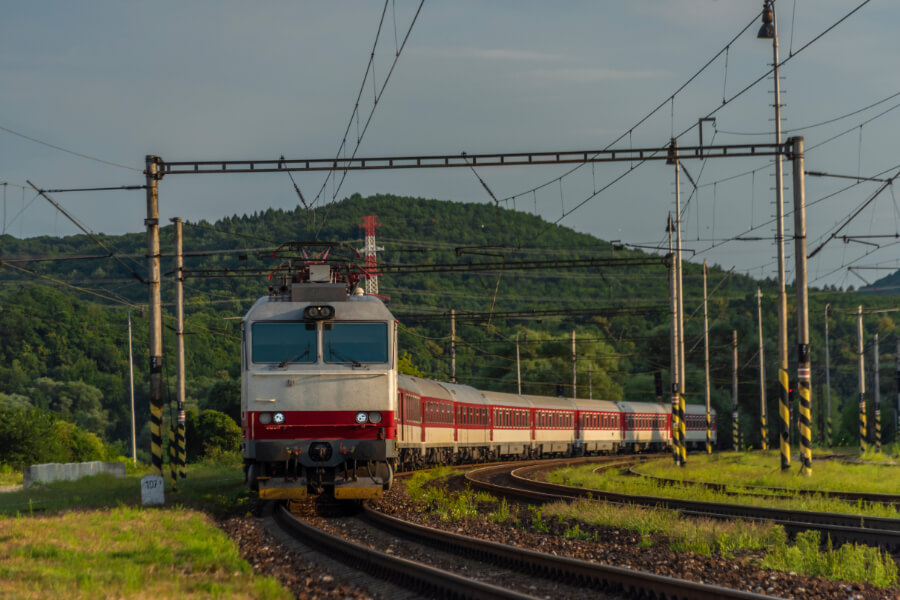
(244, 293), (394, 322)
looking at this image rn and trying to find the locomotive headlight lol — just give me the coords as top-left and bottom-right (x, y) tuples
(273, 412), (286, 424)
(258, 412), (272, 425)
(355, 411), (368, 424)
(367, 411), (382, 424)
(304, 305), (335, 321)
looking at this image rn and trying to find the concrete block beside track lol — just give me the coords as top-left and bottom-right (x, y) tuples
(23, 461), (126, 488)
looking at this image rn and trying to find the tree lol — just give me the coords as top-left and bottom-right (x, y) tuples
(203, 378), (241, 424)
(185, 409), (241, 461)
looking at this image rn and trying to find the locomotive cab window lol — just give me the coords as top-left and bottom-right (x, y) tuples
(323, 322), (388, 364)
(251, 322), (317, 364)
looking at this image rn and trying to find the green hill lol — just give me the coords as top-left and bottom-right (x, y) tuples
(1, 193), (898, 456)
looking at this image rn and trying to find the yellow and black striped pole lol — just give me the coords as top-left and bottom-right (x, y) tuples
(857, 306), (868, 453)
(706, 411), (712, 455)
(169, 425), (178, 491)
(178, 411), (186, 479)
(779, 368), (790, 469)
(732, 330), (739, 451)
(874, 333), (881, 453)
(797, 351), (812, 476)
(671, 387), (680, 465)
(150, 385), (163, 476)
(679, 394), (687, 465)
(146, 156), (164, 479)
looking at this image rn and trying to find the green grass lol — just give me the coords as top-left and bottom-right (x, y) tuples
(543, 498), (785, 556)
(547, 463), (900, 518)
(402, 467), (899, 588)
(635, 451), (900, 495)
(0, 455), (251, 520)
(0, 454), (290, 599)
(761, 530), (898, 587)
(0, 506), (290, 599)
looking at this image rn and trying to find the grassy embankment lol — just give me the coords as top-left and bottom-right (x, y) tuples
(0, 456), (290, 600)
(635, 450), (900, 494)
(404, 466), (898, 587)
(549, 458), (900, 518)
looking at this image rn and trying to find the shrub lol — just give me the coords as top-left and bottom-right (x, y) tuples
(185, 409), (241, 461)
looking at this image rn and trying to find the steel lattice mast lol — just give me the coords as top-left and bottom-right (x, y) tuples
(359, 215), (382, 295)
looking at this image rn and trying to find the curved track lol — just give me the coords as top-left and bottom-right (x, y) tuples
(466, 460), (900, 554)
(267, 498), (774, 600)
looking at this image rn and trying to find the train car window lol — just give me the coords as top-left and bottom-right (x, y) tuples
(323, 322), (388, 364)
(251, 322), (317, 364)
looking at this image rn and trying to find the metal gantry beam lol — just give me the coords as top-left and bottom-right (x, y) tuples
(154, 143), (783, 176)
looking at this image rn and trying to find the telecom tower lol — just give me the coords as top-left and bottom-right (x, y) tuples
(359, 215), (382, 295)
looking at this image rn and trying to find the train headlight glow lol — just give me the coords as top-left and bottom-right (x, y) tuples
(367, 411), (382, 424)
(258, 412), (272, 425)
(355, 411), (368, 424)
(273, 412), (286, 424)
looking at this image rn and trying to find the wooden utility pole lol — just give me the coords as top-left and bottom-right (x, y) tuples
(875, 333), (881, 452)
(516, 332), (522, 395)
(571, 330), (577, 399)
(858, 306), (867, 452)
(450, 309), (456, 384)
(172, 217), (186, 481)
(702, 261), (712, 454)
(732, 330), (739, 451)
(791, 136), (812, 475)
(825, 304), (832, 446)
(145, 156), (163, 478)
(668, 215), (681, 465)
(672, 141), (686, 467)
(128, 311), (136, 467)
(757, 288), (767, 451)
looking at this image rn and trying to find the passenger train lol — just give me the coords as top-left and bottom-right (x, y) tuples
(241, 265), (716, 500)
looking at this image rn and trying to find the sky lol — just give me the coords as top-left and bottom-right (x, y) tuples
(2, 1), (900, 290)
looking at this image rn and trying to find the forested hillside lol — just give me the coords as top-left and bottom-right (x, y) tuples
(1, 193), (898, 459)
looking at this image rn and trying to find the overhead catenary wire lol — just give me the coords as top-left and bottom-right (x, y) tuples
(0, 124), (142, 172)
(311, 0), (426, 237)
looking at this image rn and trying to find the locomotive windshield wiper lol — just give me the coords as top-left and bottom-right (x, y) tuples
(277, 345), (311, 368)
(326, 346), (364, 368)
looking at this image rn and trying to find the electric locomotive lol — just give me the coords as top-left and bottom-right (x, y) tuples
(242, 263), (397, 500)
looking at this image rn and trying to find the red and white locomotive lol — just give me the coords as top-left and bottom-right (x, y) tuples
(241, 266), (715, 500)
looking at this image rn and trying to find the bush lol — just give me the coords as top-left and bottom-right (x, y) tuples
(0, 405), (110, 468)
(185, 409), (241, 462)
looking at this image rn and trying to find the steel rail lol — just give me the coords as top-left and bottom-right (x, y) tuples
(361, 505), (772, 600)
(271, 503), (538, 600)
(465, 461), (900, 553)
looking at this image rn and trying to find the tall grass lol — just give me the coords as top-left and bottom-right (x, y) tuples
(636, 452), (900, 495)
(547, 464), (899, 518)
(761, 530), (898, 588)
(543, 498), (785, 556)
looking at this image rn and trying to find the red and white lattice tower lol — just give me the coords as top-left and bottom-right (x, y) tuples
(359, 215), (382, 295)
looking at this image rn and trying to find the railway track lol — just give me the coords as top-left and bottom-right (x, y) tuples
(465, 460), (900, 554)
(266, 498), (774, 600)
